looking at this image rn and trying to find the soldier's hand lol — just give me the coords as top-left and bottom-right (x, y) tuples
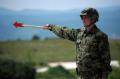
(43, 24), (54, 31)
(40, 24), (49, 29)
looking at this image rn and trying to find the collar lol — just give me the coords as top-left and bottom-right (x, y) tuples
(84, 24), (98, 34)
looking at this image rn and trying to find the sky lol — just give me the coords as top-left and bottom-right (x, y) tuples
(0, 0), (120, 11)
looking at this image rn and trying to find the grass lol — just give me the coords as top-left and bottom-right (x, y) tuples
(36, 66), (120, 79)
(0, 39), (120, 67)
(0, 39), (75, 66)
(109, 39), (120, 61)
(108, 67), (120, 79)
(0, 38), (120, 79)
(36, 66), (77, 79)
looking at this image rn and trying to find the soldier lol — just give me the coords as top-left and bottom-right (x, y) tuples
(42, 8), (112, 79)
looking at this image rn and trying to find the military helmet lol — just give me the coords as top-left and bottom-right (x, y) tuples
(80, 8), (99, 22)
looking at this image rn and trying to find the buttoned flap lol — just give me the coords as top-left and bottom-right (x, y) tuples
(85, 38), (99, 52)
(86, 37), (98, 46)
(88, 41), (98, 46)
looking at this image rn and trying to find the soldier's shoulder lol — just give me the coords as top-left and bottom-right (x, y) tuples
(78, 27), (85, 32)
(76, 28), (81, 32)
(96, 28), (108, 39)
(74, 27), (84, 32)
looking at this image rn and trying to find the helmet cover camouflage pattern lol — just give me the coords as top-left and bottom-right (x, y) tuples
(80, 8), (99, 22)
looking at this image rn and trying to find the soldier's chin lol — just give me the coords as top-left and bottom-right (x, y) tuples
(84, 25), (90, 27)
(83, 23), (88, 26)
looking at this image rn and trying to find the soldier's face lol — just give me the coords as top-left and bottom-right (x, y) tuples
(82, 15), (93, 27)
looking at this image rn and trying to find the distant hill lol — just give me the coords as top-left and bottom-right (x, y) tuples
(0, 6), (120, 41)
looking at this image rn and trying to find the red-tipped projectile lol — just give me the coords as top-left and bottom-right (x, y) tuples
(13, 21), (23, 28)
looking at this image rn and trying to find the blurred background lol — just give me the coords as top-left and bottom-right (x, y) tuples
(0, 0), (120, 79)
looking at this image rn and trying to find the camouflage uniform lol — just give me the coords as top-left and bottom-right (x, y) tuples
(48, 24), (112, 79)
(48, 8), (112, 79)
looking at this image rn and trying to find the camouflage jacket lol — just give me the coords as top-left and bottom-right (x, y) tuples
(49, 24), (112, 72)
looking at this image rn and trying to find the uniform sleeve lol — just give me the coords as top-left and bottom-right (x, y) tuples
(48, 24), (79, 41)
(99, 34), (112, 72)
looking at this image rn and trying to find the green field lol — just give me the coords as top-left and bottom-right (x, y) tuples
(0, 39), (120, 67)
